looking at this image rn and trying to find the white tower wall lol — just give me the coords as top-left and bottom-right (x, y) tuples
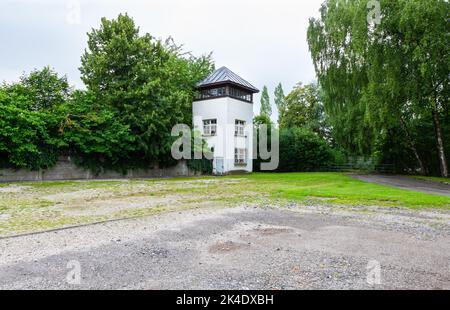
(193, 97), (253, 174)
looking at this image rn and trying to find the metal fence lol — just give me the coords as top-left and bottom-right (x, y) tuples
(316, 163), (396, 174)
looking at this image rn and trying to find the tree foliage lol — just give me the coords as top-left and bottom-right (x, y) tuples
(0, 86), (59, 169)
(274, 83), (285, 123)
(56, 90), (136, 171)
(260, 85), (272, 117)
(18, 67), (71, 111)
(279, 83), (330, 140)
(307, 0), (449, 176)
(80, 14), (214, 165)
(0, 14), (214, 171)
(278, 127), (336, 172)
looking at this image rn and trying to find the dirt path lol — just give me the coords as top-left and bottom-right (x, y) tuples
(350, 174), (450, 197)
(0, 205), (449, 290)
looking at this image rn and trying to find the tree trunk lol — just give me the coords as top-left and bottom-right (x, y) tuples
(399, 117), (427, 175)
(432, 104), (448, 177)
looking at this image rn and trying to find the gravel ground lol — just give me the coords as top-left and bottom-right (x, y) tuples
(0, 204), (449, 290)
(350, 174), (450, 197)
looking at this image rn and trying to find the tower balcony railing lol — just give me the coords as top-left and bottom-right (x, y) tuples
(195, 85), (253, 103)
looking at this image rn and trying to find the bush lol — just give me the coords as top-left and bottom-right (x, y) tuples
(187, 159), (213, 174)
(56, 90), (136, 172)
(277, 127), (335, 172)
(0, 16), (214, 173)
(0, 89), (59, 170)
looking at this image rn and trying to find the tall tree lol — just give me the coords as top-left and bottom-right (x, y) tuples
(274, 83), (285, 124)
(397, 0), (449, 177)
(308, 0), (372, 155)
(260, 85), (272, 117)
(80, 13), (213, 164)
(16, 67), (71, 111)
(369, 0), (449, 176)
(279, 83), (330, 140)
(307, 0), (448, 176)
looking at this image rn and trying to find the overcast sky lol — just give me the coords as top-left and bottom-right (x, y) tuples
(0, 0), (324, 118)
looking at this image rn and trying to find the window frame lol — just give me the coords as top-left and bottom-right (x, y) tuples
(195, 85), (253, 103)
(196, 87), (227, 100)
(229, 87), (252, 102)
(203, 119), (217, 136)
(235, 120), (246, 137)
(234, 148), (247, 165)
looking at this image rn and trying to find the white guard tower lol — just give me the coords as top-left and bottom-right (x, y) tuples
(193, 67), (259, 175)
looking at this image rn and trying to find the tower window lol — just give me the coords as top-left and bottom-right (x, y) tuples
(235, 120), (246, 136)
(229, 87), (252, 102)
(203, 119), (217, 136)
(235, 148), (247, 165)
(196, 87), (226, 100)
(195, 85), (253, 102)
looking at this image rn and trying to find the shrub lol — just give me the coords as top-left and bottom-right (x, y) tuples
(56, 90), (136, 172)
(0, 89), (59, 170)
(278, 127), (335, 172)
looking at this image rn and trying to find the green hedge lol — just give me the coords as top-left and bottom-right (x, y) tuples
(277, 127), (336, 172)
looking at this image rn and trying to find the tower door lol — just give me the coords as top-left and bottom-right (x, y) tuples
(214, 157), (224, 175)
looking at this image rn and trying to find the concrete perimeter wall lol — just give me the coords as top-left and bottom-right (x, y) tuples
(0, 157), (197, 182)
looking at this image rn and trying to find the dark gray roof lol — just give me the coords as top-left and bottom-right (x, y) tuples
(197, 66), (259, 93)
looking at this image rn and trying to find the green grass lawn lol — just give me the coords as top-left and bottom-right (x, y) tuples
(239, 173), (450, 209)
(0, 172), (449, 237)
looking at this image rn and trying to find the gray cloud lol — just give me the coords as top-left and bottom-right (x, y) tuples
(0, 0), (323, 119)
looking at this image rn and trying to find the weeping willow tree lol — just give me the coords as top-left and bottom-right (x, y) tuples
(308, 0), (449, 176)
(308, 0), (372, 155)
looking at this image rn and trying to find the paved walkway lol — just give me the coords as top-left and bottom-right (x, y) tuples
(350, 174), (450, 197)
